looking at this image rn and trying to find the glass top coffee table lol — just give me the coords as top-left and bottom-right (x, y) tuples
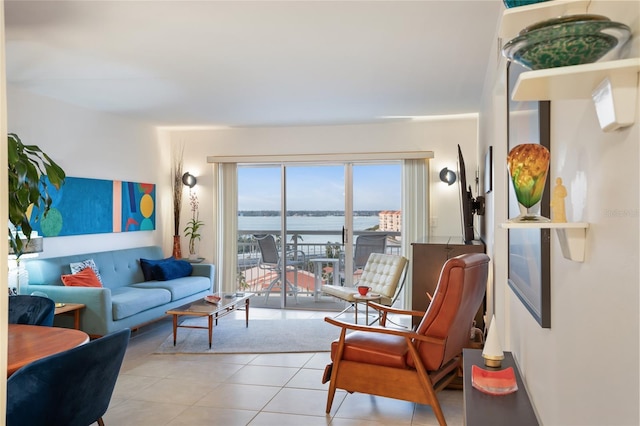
(166, 292), (254, 349)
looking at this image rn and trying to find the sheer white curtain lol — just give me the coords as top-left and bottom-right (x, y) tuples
(401, 158), (429, 307)
(212, 162), (238, 293)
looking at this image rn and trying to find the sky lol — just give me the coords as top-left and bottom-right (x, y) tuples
(237, 163), (401, 211)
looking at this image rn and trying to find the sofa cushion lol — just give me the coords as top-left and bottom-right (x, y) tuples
(69, 259), (104, 284)
(111, 287), (171, 320)
(61, 268), (103, 288)
(132, 276), (211, 301)
(152, 259), (192, 281)
(140, 257), (174, 281)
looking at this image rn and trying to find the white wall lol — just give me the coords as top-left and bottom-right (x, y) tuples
(7, 86), (167, 257)
(0, 0), (9, 409)
(519, 96), (639, 426)
(6, 86), (481, 265)
(165, 117), (480, 264)
(479, 3), (640, 424)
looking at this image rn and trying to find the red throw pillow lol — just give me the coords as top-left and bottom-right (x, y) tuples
(61, 267), (103, 287)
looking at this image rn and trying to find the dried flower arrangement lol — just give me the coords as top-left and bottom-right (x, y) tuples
(171, 144), (184, 258)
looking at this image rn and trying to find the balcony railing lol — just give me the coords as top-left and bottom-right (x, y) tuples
(236, 230), (401, 296)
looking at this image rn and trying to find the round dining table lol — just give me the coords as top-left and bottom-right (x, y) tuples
(7, 324), (90, 377)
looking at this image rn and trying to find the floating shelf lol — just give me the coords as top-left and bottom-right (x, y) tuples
(500, 0), (640, 131)
(501, 222), (589, 262)
(511, 59), (639, 101)
(511, 58), (640, 131)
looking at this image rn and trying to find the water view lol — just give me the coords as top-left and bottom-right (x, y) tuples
(238, 214), (380, 244)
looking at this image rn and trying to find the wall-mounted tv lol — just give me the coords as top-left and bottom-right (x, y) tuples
(457, 144), (485, 244)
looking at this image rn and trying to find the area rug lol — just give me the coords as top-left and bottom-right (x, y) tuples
(250, 294), (349, 312)
(155, 317), (343, 354)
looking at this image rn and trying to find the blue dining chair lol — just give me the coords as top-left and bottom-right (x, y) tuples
(8, 295), (56, 326)
(6, 328), (131, 426)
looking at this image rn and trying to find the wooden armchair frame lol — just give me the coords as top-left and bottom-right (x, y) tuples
(323, 253), (490, 426)
(324, 303), (458, 425)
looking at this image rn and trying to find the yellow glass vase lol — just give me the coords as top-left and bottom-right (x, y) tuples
(507, 143), (550, 222)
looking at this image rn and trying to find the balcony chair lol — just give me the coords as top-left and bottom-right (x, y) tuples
(6, 328), (131, 426)
(255, 234), (306, 303)
(323, 253), (489, 426)
(353, 233), (387, 270)
(8, 294), (56, 326)
(322, 252), (408, 320)
(340, 233), (387, 282)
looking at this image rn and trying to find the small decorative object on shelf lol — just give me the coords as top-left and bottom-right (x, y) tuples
(471, 365), (518, 395)
(550, 177), (568, 223)
(508, 143), (550, 222)
(482, 315), (505, 368)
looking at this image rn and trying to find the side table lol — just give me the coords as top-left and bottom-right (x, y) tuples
(352, 293), (382, 325)
(310, 258), (340, 302)
(54, 303), (86, 330)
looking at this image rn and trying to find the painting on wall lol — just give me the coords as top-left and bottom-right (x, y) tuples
(506, 62), (551, 329)
(28, 177), (155, 237)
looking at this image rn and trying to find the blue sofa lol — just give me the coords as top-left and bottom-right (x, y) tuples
(23, 246), (215, 336)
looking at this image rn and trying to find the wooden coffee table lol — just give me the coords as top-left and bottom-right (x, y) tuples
(166, 292), (254, 349)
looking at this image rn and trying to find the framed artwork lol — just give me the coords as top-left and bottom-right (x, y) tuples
(28, 177), (156, 237)
(506, 62), (551, 328)
(484, 146), (493, 194)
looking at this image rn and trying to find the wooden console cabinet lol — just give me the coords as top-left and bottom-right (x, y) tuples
(411, 237), (486, 328)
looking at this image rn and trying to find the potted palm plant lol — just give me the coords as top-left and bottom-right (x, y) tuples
(8, 133), (65, 257)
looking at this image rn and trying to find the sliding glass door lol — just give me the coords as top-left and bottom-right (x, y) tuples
(237, 162), (401, 308)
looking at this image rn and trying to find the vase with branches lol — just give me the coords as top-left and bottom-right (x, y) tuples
(171, 145), (184, 258)
(184, 191), (204, 259)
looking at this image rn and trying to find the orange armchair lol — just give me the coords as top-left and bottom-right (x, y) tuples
(323, 253), (490, 426)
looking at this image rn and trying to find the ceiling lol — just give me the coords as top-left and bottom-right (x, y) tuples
(4, 1), (503, 128)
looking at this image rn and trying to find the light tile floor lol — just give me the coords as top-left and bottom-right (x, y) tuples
(104, 305), (463, 426)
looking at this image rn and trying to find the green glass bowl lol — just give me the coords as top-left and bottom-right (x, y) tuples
(503, 18), (631, 70)
(503, 0), (551, 8)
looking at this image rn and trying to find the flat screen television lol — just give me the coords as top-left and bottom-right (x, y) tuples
(457, 144), (484, 244)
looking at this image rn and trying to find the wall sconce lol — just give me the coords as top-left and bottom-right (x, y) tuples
(182, 172), (197, 188)
(439, 167), (457, 186)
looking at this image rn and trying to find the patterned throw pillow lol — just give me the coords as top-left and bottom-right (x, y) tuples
(69, 259), (104, 284)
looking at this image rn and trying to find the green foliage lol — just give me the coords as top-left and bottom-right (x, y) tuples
(237, 271), (249, 290)
(325, 242), (341, 258)
(184, 214), (204, 255)
(8, 133), (65, 257)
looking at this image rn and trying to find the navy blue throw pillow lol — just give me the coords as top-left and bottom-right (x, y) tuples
(151, 259), (193, 281)
(140, 257), (174, 281)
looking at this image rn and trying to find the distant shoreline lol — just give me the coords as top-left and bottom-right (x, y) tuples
(238, 210), (382, 217)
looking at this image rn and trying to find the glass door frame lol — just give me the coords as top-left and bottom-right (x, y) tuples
(237, 161), (401, 308)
